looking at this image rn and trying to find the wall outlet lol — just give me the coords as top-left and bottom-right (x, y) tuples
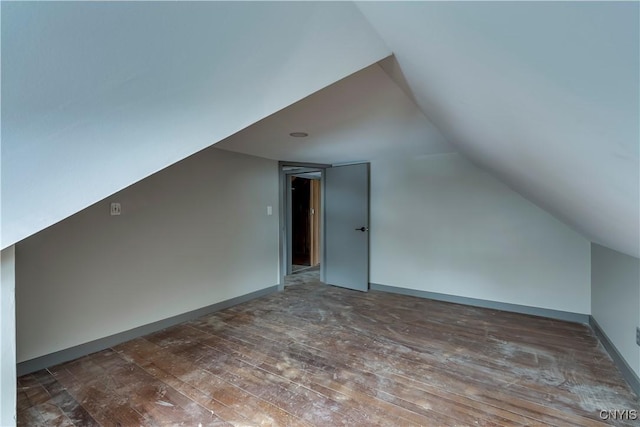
(110, 202), (121, 216)
(636, 327), (640, 347)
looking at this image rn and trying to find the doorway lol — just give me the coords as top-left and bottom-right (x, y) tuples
(279, 162), (370, 292)
(290, 174), (321, 273)
(279, 163), (327, 289)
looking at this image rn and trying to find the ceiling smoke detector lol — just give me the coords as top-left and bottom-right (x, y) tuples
(289, 132), (309, 138)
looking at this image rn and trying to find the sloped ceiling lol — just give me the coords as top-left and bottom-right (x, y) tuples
(3, 2), (638, 259)
(1, 1), (389, 249)
(215, 61), (454, 164)
(357, 1), (639, 258)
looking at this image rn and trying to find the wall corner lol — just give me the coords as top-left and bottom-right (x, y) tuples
(1, 246), (17, 426)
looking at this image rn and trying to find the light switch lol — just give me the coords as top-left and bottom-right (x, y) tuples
(110, 202), (121, 216)
(267, 205), (273, 216)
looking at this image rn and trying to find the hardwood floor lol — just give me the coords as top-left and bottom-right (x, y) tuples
(18, 277), (639, 426)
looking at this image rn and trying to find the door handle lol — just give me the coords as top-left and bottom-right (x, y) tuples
(355, 227), (369, 232)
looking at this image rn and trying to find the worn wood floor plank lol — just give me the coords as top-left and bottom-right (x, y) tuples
(18, 276), (640, 426)
(115, 338), (256, 426)
(185, 322), (521, 427)
(116, 337), (308, 427)
(193, 301), (607, 425)
(191, 304), (602, 427)
(187, 325), (426, 426)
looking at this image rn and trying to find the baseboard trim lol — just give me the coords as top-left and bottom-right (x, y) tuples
(369, 283), (590, 324)
(17, 285), (278, 376)
(589, 316), (640, 396)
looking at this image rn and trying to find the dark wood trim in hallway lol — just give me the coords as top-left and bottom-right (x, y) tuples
(18, 278), (639, 426)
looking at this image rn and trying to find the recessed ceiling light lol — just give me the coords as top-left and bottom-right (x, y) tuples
(289, 132), (309, 138)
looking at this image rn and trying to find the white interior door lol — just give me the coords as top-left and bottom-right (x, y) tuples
(324, 163), (369, 291)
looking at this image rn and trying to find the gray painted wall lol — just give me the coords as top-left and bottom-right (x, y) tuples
(16, 148), (279, 362)
(370, 153), (591, 314)
(1, 246), (17, 426)
(591, 243), (640, 377)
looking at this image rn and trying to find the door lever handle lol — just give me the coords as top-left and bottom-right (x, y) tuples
(355, 227), (369, 232)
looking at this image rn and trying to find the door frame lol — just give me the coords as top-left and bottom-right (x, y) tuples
(309, 178), (321, 267)
(278, 161), (330, 291)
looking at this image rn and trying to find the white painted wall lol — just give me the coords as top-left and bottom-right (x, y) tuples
(591, 243), (640, 377)
(1, 246), (17, 426)
(2, 1), (389, 250)
(370, 153), (591, 314)
(16, 148), (278, 362)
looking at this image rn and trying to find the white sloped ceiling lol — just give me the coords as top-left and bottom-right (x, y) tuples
(3, 2), (638, 259)
(215, 61), (454, 164)
(357, 2), (639, 258)
(1, 1), (389, 249)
